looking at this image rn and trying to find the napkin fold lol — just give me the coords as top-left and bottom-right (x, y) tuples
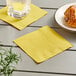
(0, 4), (47, 30)
(14, 25), (73, 63)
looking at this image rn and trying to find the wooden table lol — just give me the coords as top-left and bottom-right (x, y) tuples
(0, 0), (76, 76)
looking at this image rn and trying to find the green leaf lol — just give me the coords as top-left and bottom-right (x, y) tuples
(0, 47), (21, 76)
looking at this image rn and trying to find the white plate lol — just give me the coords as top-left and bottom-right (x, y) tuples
(55, 3), (76, 32)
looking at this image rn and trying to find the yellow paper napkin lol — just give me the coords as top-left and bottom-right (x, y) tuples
(0, 4), (47, 30)
(14, 26), (73, 63)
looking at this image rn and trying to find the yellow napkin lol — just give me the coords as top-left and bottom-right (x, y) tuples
(14, 26), (73, 63)
(0, 4), (47, 30)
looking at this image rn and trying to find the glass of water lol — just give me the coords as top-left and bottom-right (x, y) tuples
(6, 0), (31, 19)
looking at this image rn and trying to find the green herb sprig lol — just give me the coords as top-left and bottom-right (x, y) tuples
(0, 47), (21, 76)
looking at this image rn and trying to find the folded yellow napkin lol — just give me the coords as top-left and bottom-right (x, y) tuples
(14, 26), (73, 63)
(0, 4), (47, 30)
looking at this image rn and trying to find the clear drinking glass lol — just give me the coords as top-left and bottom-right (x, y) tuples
(6, 0), (31, 19)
